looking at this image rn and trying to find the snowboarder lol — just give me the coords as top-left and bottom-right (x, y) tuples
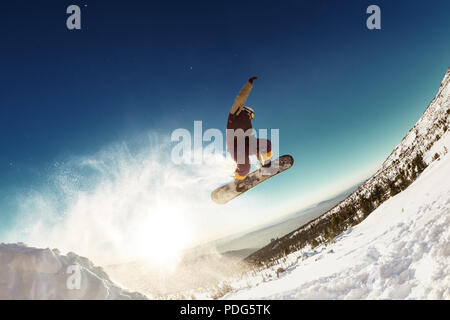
(226, 76), (273, 183)
(211, 77), (293, 204)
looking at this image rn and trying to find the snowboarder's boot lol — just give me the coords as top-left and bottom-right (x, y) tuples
(257, 152), (273, 168)
(261, 160), (272, 168)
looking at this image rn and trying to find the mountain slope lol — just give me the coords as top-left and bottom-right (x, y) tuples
(246, 67), (450, 264)
(0, 243), (146, 299)
(225, 132), (450, 299)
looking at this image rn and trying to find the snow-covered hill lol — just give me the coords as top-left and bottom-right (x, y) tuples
(0, 243), (147, 299)
(225, 132), (450, 299)
(247, 67), (450, 263)
(315, 67), (450, 222)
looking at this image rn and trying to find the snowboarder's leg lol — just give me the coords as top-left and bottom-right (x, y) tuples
(235, 138), (251, 181)
(255, 138), (272, 167)
(227, 136), (251, 181)
(234, 161), (250, 192)
(233, 143), (251, 192)
(235, 163), (250, 180)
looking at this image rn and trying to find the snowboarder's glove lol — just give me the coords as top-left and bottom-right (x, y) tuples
(248, 76), (258, 84)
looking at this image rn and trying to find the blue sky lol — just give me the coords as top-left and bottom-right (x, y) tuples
(1, 0), (450, 241)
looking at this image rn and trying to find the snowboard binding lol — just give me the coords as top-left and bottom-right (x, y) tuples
(234, 176), (250, 193)
(234, 175), (259, 193)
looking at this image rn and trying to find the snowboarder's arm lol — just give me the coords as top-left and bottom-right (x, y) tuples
(229, 77), (257, 115)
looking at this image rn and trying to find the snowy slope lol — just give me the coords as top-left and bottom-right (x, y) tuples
(311, 67), (449, 219)
(0, 243), (147, 299)
(248, 67), (450, 263)
(225, 133), (450, 300)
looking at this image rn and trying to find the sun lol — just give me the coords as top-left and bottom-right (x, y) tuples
(136, 204), (191, 270)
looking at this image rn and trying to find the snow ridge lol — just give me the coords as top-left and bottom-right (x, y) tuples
(0, 243), (147, 299)
(227, 140), (450, 299)
(227, 68), (450, 300)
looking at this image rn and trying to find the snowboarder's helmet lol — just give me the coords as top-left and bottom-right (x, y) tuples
(243, 106), (254, 119)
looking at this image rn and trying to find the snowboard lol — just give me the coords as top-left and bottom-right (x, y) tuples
(211, 155), (294, 204)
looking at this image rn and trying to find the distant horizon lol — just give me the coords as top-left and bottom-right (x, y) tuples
(190, 178), (368, 252)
